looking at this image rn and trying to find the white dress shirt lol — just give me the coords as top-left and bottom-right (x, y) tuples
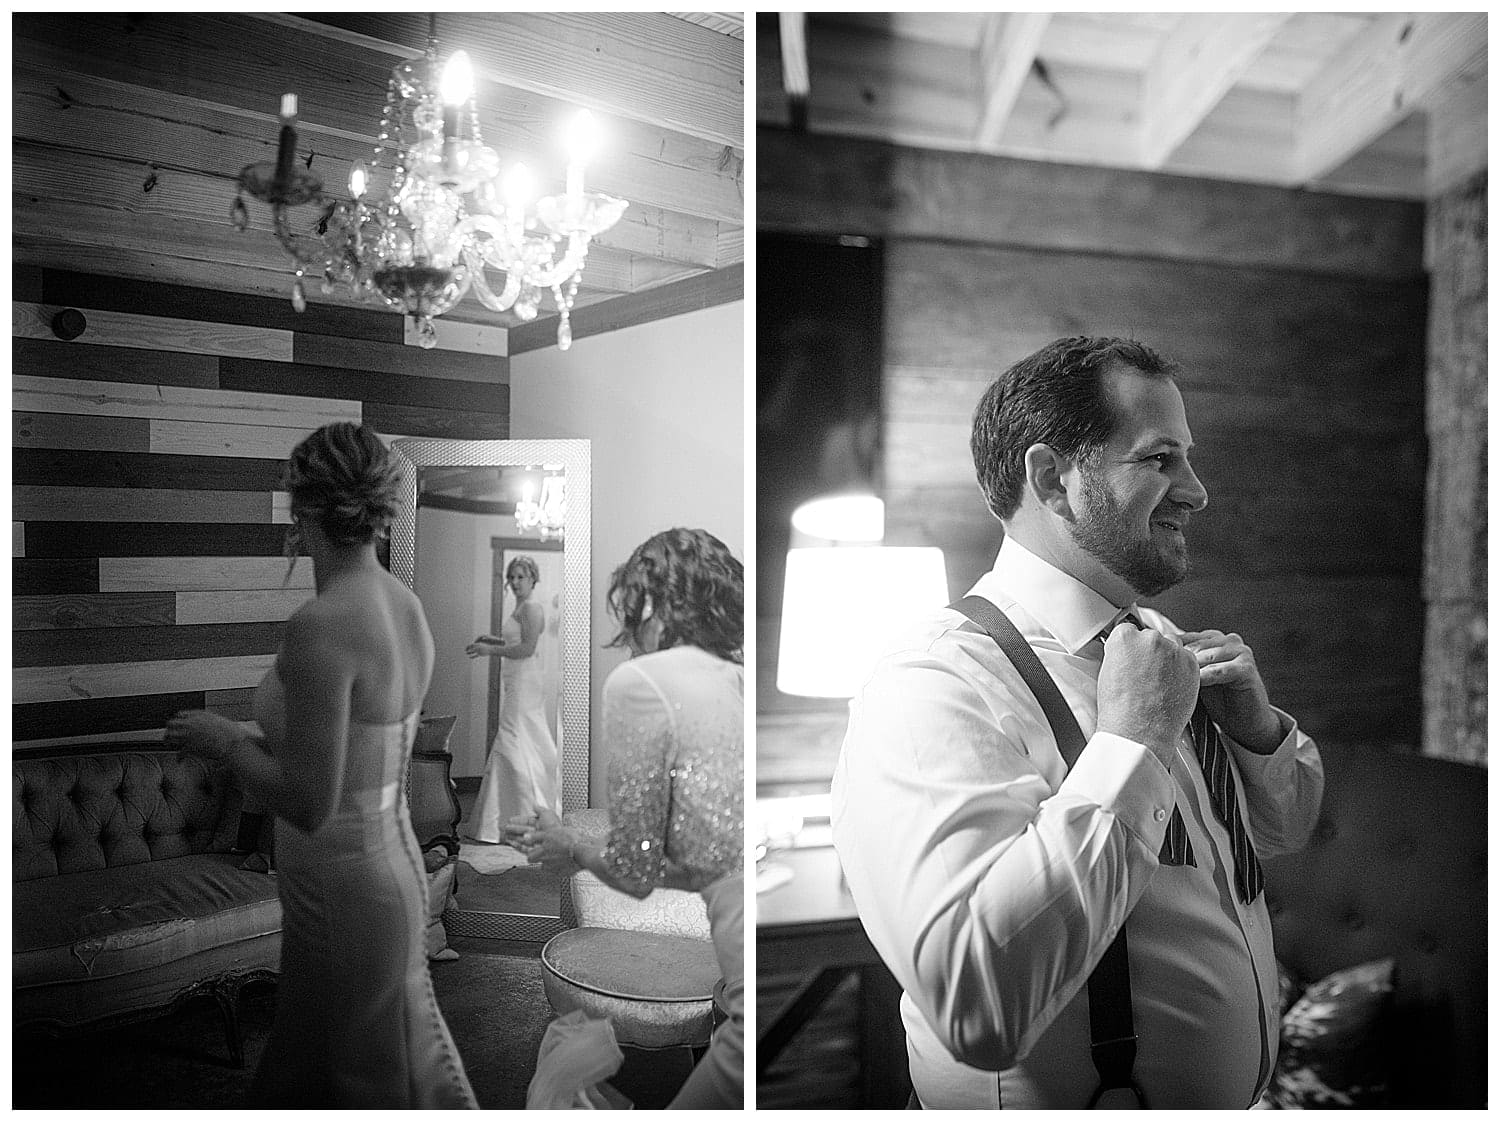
(830, 537), (1324, 1108)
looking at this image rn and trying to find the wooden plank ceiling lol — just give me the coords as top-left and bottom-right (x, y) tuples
(760, 12), (1487, 198)
(13, 12), (745, 342)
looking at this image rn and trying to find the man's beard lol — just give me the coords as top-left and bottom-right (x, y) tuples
(1069, 471), (1189, 598)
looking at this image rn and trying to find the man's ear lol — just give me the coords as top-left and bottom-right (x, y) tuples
(1023, 443), (1075, 519)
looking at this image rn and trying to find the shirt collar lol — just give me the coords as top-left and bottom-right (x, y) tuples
(978, 537), (1138, 655)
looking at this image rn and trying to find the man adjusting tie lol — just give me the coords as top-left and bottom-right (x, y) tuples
(832, 336), (1324, 1108)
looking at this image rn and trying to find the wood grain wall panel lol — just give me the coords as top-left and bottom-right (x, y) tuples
(362, 401), (511, 440)
(100, 557), (314, 592)
(147, 420), (312, 459)
(757, 128), (1426, 281)
(14, 412), (151, 453)
(176, 589), (314, 625)
(14, 692), (208, 742)
(15, 560), (100, 595)
(12, 269), (510, 744)
(14, 338), (220, 389)
(205, 687), (259, 721)
(292, 333), (509, 383)
(21, 522), (287, 559)
(15, 621), (286, 668)
(14, 375), (361, 428)
(36, 268), (403, 344)
(219, 358), (509, 414)
(16, 593), (177, 631)
(12, 303), (292, 361)
(14, 448), (285, 491)
(882, 242), (1427, 405)
(15, 654), (278, 704)
(15, 486), (284, 524)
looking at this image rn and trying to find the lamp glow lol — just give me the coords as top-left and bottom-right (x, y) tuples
(790, 494), (885, 543)
(777, 546), (947, 698)
(348, 163), (368, 199)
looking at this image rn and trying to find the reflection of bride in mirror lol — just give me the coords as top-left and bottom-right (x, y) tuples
(463, 555), (560, 843)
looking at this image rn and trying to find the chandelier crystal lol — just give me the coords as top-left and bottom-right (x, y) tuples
(232, 18), (627, 351)
(515, 474), (567, 541)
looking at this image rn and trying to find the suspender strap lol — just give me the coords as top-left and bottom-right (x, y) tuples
(950, 596), (1144, 1107)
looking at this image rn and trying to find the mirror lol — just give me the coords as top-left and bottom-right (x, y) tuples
(389, 438), (590, 942)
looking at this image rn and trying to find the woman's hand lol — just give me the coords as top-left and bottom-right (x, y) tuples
(465, 635), (504, 659)
(164, 710), (244, 761)
(510, 807), (579, 866)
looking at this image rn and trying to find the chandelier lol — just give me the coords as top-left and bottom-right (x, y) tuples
(515, 474), (566, 541)
(231, 17), (627, 350)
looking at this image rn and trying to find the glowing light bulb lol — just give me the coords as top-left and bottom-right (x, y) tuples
(348, 162), (367, 199)
(563, 109), (602, 196)
(440, 51), (474, 106)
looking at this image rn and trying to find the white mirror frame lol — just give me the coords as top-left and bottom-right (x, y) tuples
(388, 438), (591, 942)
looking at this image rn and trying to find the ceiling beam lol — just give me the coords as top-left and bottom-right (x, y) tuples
(1139, 13), (1291, 168)
(1295, 12), (1488, 184)
(288, 12), (743, 150)
(974, 13), (1051, 150)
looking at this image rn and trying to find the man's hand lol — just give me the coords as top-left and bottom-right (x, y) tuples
(1097, 625), (1200, 767)
(1178, 630), (1282, 753)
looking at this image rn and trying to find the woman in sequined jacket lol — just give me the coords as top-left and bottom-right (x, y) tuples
(513, 527), (744, 1109)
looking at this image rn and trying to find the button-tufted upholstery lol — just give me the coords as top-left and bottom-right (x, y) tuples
(1262, 741), (1486, 1107)
(14, 749), (240, 881)
(13, 743), (281, 1066)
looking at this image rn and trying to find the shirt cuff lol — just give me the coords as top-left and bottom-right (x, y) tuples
(1226, 706), (1300, 783)
(1058, 731), (1176, 853)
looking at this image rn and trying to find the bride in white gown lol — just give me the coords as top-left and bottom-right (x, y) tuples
(464, 555), (559, 843)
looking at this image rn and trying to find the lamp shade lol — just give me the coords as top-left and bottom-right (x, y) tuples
(777, 546), (948, 698)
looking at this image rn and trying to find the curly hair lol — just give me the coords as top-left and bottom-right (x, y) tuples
(971, 337), (1178, 520)
(284, 422), (404, 544)
(606, 528), (743, 663)
(506, 554), (540, 585)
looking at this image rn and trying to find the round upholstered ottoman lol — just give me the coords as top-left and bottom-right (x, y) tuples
(541, 926), (720, 1049)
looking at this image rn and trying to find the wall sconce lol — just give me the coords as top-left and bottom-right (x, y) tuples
(777, 545), (948, 698)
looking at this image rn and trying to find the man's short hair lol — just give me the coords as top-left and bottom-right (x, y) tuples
(971, 337), (1177, 520)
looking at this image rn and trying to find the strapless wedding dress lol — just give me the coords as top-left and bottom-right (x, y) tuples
(469, 612), (559, 842)
(250, 672), (477, 1108)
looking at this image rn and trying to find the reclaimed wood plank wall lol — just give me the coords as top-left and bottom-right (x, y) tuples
(13, 267), (510, 748)
(758, 128), (1431, 792)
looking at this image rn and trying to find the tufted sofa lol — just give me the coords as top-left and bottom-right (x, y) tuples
(13, 743), (280, 1065)
(1263, 741), (1486, 1107)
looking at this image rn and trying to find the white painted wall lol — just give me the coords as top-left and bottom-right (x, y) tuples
(510, 300), (745, 804)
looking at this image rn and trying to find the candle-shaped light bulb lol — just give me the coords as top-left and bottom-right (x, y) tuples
(348, 162), (368, 199)
(275, 93), (299, 188)
(563, 109), (602, 197)
(440, 51), (473, 138)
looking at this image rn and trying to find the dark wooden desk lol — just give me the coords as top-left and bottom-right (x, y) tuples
(757, 845), (911, 1107)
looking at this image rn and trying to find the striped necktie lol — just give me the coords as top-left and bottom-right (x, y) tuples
(1188, 700), (1264, 904)
(1100, 614), (1265, 903)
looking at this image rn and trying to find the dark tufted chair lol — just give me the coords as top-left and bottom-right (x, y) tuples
(1263, 741), (1486, 1107)
(13, 745), (282, 1065)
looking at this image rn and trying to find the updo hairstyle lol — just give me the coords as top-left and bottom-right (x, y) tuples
(284, 422), (404, 544)
(606, 528), (743, 663)
(506, 555), (540, 584)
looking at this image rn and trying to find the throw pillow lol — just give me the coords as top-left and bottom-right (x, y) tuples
(1261, 957), (1395, 1109)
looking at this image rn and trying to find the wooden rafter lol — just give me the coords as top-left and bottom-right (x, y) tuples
(1295, 11), (1488, 184)
(975, 13), (1051, 150)
(1140, 13), (1291, 168)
